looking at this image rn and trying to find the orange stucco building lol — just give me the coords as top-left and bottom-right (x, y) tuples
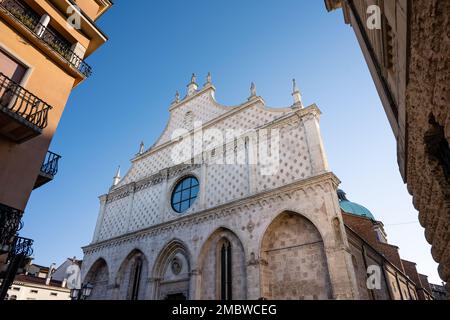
(0, 0), (112, 297)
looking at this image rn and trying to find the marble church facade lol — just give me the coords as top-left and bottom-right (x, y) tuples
(81, 75), (360, 300)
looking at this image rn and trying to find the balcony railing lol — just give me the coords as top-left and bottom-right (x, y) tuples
(34, 151), (61, 189)
(0, 0), (92, 77)
(10, 236), (33, 257)
(0, 235), (33, 300)
(0, 203), (23, 254)
(41, 151), (61, 176)
(0, 72), (52, 142)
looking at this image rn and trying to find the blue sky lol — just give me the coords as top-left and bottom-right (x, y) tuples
(22, 0), (441, 283)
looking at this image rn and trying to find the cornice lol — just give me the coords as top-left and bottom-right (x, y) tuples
(132, 95), (268, 163)
(83, 172), (340, 254)
(168, 84), (216, 112)
(132, 102), (320, 165)
(107, 163), (200, 203)
(108, 106), (321, 199)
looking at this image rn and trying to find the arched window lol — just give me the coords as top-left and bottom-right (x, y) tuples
(220, 239), (232, 300)
(129, 258), (143, 300)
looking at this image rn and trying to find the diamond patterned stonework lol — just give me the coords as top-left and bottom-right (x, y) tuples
(81, 80), (360, 300)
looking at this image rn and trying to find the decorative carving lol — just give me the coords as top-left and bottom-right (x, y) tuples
(83, 173), (338, 254)
(246, 220), (255, 233)
(247, 252), (268, 267)
(171, 257), (183, 275)
(190, 269), (201, 276)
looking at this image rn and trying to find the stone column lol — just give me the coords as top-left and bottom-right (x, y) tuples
(323, 186), (360, 299)
(247, 132), (258, 194)
(301, 107), (329, 175)
(148, 277), (160, 300)
(106, 283), (119, 300)
(325, 246), (360, 299)
(92, 194), (107, 242)
(158, 169), (169, 222)
(246, 252), (264, 300)
(200, 162), (207, 210)
(125, 184), (136, 232)
(189, 269), (202, 300)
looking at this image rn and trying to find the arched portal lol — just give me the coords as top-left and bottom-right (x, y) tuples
(260, 211), (332, 300)
(84, 258), (109, 300)
(198, 228), (246, 300)
(153, 240), (191, 300)
(115, 249), (149, 300)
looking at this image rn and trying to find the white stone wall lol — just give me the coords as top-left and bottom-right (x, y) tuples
(82, 84), (359, 300)
(94, 101), (321, 242)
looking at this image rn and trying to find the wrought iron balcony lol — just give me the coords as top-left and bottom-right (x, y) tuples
(10, 236), (33, 257)
(0, 235), (33, 300)
(0, 203), (23, 254)
(0, 72), (52, 143)
(0, 0), (92, 77)
(34, 151), (61, 189)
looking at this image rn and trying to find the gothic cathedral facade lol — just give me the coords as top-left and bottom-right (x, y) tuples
(81, 75), (360, 300)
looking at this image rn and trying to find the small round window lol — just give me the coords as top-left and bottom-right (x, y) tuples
(171, 176), (199, 213)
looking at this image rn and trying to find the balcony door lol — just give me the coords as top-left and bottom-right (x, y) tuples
(0, 49), (28, 109)
(0, 49), (27, 84)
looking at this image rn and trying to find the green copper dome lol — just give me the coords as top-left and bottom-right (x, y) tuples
(337, 189), (375, 220)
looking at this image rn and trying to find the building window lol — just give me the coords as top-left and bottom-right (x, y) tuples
(129, 258), (143, 300)
(220, 239), (232, 300)
(0, 48), (28, 83)
(30, 290), (38, 294)
(171, 176), (199, 213)
(12, 287), (20, 291)
(50, 292), (57, 296)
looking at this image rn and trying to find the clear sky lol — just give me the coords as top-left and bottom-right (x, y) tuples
(22, 0), (441, 283)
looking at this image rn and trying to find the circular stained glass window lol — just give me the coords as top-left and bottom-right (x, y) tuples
(171, 176), (199, 213)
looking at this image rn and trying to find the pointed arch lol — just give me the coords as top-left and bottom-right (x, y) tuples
(115, 249), (149, 300)
(152, 239), (191, 300)
(84, 258), (109, 300)
(197, 227), (246, 300)
(260, 211), (332, 300)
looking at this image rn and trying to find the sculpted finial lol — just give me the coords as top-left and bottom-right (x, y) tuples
(187, 73), (199, 96)
(138, 141), (145, 154)
(112, 166), (121, 187)
(291, 78), (303, 108)
(248, 82), (257, 100)
(292, 78), (299, 93)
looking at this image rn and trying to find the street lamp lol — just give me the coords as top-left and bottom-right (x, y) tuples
(82, 283), (93, 299)
(70, 283), (93, 300)
(70, 288), (80, 300)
